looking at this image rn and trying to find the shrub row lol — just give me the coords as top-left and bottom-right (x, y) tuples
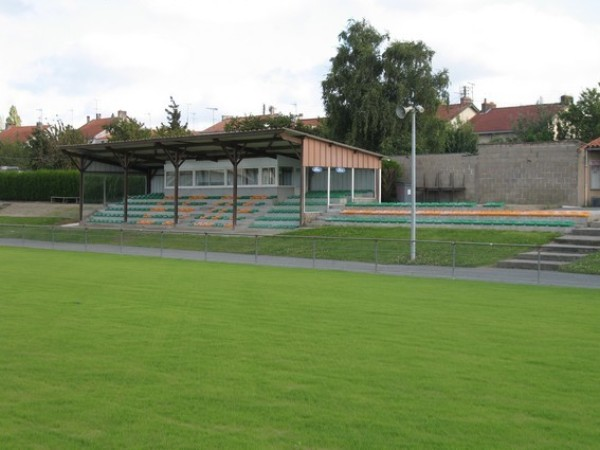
(0, 170), (145, 203)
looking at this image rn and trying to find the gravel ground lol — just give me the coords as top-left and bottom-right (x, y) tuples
(0, 201), (100, 218)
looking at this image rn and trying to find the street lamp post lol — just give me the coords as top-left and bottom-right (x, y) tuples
(396, 104), (424, 261)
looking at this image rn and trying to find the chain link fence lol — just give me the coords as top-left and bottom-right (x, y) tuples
(0, 223), (551, 281)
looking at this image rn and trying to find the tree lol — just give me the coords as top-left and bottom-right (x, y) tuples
(155, 96), (191, 137)
(381, 159), (403, 201)
(511, 105), (557, 142)
(0, 141), (29, 167)
(6, 105), (22, 127)
(558, 83), (600, 142)
(105, 117), (152, 142)
(322, 19), (449, 154)
(444, 120), (478, 153)
(224, 114), (325, 136)
(27, 121), (84, 170)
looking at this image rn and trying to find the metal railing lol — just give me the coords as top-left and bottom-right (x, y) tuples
(0, 224), (548, 284)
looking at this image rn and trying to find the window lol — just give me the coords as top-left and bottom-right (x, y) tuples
(591, 164), (600, 190)
(179, 171), (193, 187)
(196, 170), (225, 186)
(165, 171), (192, 187)
(279, 167), (293, 186)
(228, 168), (259, 185)
(262, 167), (276, 185)
(165, 171), (175, 187)
(240, 168), (258, 185)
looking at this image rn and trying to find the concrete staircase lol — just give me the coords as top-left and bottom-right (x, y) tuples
(497, 227), (600, 271)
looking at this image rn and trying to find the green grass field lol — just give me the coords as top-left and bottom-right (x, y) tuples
(1, 247), (599, 449)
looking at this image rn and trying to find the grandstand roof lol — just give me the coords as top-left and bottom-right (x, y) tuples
(60, 127), (382, 172)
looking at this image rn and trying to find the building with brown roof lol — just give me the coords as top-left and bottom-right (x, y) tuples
(78, 110), (128, 143)
(436, 96), (479, 125)
(202, 114), (322, 133)
(0, 124), (48, 144)
(470, 97), (569, 143)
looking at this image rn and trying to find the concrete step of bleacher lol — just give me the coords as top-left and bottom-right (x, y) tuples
(496, 259), (566, 271)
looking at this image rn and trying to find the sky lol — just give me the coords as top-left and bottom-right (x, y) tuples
(1, 0), (599, 132)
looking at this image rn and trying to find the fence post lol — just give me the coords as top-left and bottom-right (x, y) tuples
(51, 226), (55, 249)
(204, 232), (208, 261)
(120, 228), (124, 254)
(21, 224), (25, 245)
(255, 235), (259, 264)
(451, 241), (456, 280)
(312, 238), (316, 268)
(160, 231), (164, 257)
(84, 227), (88, 252)
(537, 247), (541, 285)
(375, 239), (379, 273)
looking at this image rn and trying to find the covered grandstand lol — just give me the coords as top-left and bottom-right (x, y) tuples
(60, 128), (383, 229)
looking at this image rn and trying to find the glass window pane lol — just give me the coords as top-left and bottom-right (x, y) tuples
(180, 171), (193, 186)
(166, 171), (175, 187)
(262, 167), (276, 185)
(279, 167), (293, 186)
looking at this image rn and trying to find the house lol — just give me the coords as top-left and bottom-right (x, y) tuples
(0, 124), (48, 144)
(581, 136), (600, 207)
(202, 113), (322, 133)
(78, 110), (127, 143)
(469, 97), (570, 143)
(436, 96), (479, 125)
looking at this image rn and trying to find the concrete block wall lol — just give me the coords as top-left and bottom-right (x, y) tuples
(393, 141), (582, 205)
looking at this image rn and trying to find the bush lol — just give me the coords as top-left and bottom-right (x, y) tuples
(0, 170), (145, 202)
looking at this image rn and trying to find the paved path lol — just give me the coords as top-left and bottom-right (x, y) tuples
(1, 238), (599, 289)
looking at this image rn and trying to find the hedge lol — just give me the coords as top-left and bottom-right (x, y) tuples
(0, 170), (145, 202)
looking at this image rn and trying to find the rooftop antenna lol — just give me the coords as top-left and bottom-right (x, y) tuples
(206, 107), (218, 124)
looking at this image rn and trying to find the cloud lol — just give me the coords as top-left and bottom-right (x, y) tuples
(13, 52), (132, 96)
(0, 0), (31, 15)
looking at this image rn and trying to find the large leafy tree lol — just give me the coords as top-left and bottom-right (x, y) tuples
(322, 19), (449, 154)
(558, 83), (600, 142)
(156, 96), (191, 137)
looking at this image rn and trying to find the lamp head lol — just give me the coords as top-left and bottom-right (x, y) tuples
(395, 105), (413, 119)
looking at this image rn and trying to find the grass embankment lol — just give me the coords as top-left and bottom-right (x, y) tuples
(0, 224), (559, 268)
(0, 247), (598, 448)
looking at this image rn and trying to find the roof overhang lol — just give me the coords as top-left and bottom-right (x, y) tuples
(60, 128), (382, 172)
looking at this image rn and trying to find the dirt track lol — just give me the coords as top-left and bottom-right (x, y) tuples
(0, 202), (99, 218)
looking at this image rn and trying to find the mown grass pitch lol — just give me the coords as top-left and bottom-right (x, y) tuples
(1, 247), (598, 449)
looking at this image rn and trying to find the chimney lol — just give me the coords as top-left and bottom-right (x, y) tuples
(481, 98), (496, 113)
(560, 95), (573, 106)
(95, 113), (101, 120)
(460, 96), (472, 105)
(117, 110), (127, 119)
(86, 115), (90, 123)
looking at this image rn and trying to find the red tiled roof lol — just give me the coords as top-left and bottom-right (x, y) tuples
(470, 104), (565, 134)
(201, 115), (322, 133)
(0, 125), (48, 143)
(78, 117), (114, 140)
(582, 136), (600, 150)
(436, 103), (473, 121)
